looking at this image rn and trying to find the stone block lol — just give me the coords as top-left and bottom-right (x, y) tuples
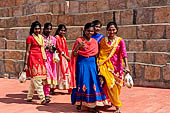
(67, 27), (83, 40)
(16, 41), (26, 50)
(154, 7), (170, 23)
(144, 65), (160, 80)
(127, 0), (149, 9)
(137, 25), (165, 39)
(6, 18), (17, 28)
(28, 15), (38, 25)
(145, 40), (167, 52)
(0, 19), (7, 28)
(4, 0), (15, 7)
(163, 64), (170, 80)
(69, 1), (79, 13)
(52, 2), (60, 14)
(118, 26), (137, 39)
(135, 53), (153, 64)
(35, 3), (51, 13)
(135, 64), (144, 79)
(15, 0), (27, 5)
(51, 15), (58, 26)
(13, 7), (23, 16)
(79, 1), (87, 13)
(0, 51), (4, 59)
(15, 61), (24, 74)
(37, 14), (52, 26)
(0, 29), (6, 37)
(16, 16), (30, 27)
(104, 12), (114, 26)
(66, 40), (75, 50)
(27, 0), (41, 4)
(87, 1), (97, 12)
(128, 40), (144, 51)
(96, 0), (109, 11)
(5, 60), (16, 73)
(154, 53), (168, 65)
(6, 29), (17, 40)
(16, 29), (29, 40)
(73, 13), (105, 26)
(127, 52), (134, 62)
(109, 0), (126, 10)
(7, 40), (16, 49)
(165, 25), (170, 39)
(0, 60), (5, 76)
(8, 8), (13, 17)
(136, 8), (154, 24)
(120, 10), (133, 25)
(0, 38), (5, 49)
(149, 0), (167, 6)
(5, 51), (24, 60)
(58, 15), (74, 26)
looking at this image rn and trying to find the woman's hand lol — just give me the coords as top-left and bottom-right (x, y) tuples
(125, 66), (130, 74)
(78, 41), (85, 48)
(23, 64), (27, 72)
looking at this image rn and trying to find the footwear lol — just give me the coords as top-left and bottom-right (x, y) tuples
(50, 90), (55, 95)
(76, 105), (81, 111)
(89, 108), (100, 113)
(41, 100), (47, 105)
(45, 96), (51, 103)
(27, 99), (32, 102)
(115, 107), (121, 113)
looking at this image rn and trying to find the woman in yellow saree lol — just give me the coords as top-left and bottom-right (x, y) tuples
(97, 22), (130, 113)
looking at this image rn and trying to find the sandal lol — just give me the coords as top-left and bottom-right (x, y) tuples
(27, 99), (32, 102)
(45, 96), (51, 103)
(76, 105), (81, 111)
(89, 108), (100, 113)
(41, 99), (47, 105)
(115, 107), (121, 113)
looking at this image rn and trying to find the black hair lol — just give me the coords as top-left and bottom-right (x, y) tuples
(54, 24), (67, 36)
(44, 23), (52, 29)
(43, 23), (52, 34)
(92, 20), (102, 27)
(106, 21), (118, 33)
(29, 21), (41, 35)
(83, 22), (94, 37)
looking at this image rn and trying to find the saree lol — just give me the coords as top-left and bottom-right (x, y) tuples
(55, 35), (71, 89)
(97, 36), (128, 107)
(43, 35), (57, 86)
(71, 37), (107, 108)
(26, 34), (47, 79)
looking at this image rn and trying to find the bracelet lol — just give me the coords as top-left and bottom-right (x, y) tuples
(61, 51), (64, 55)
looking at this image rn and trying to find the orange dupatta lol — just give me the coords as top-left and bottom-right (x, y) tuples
(70, 37), (98, 88)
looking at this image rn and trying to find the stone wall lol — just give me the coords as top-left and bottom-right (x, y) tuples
(0, 0), (170, 88)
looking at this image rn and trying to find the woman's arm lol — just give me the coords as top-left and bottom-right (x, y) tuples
(23, 43), (31, 71)
(123, 57), (130, 73)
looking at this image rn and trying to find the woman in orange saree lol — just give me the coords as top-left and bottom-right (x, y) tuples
(97, 22), (130, 113)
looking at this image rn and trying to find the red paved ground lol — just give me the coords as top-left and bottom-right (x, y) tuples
(0, 78), (170, 113)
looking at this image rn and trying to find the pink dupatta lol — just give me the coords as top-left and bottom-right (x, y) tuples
(70, 37), (98, 88)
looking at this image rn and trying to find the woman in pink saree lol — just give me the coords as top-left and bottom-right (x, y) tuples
(42, 23), (57, 102)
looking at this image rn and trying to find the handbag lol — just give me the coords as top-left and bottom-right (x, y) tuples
(19, 71), (26, 83)
(53, 51), (60, 63)
(124, 73), (133, 88)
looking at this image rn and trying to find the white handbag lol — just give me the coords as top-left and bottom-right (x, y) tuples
(125, 73), (133, 88)
(19, 72), (26, 83)
(53, 51), (60, 63)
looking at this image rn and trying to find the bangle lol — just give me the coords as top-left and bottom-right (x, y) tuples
(61, 52), (64, 55)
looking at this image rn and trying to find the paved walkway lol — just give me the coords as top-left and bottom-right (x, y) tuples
(0, 78), (170, 113)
